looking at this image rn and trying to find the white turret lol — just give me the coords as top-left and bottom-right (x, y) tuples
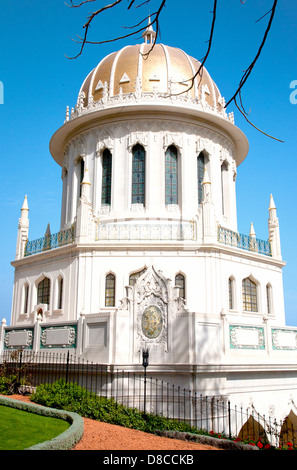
(268, 194), (282, 259)
(15, 195), (29, 260)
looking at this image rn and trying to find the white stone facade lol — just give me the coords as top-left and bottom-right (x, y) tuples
(2, 28), (297, 429)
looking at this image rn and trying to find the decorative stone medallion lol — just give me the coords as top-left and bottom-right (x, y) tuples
(142, 305), (163, 339)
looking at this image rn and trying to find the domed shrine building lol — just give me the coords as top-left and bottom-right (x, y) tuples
(2, 24), (297, 428)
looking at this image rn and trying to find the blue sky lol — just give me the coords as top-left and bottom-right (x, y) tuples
(0, 0), (296, 326)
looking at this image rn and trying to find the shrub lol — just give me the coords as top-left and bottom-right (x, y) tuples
(30, 380), (206, 435)
(0, 375), (16, 395)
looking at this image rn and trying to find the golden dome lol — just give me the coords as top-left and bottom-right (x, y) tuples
(79, 42), (223, 112)
(50, 25), (249, 168)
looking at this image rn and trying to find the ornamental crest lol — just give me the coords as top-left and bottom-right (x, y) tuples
(134, 266), (169, 351)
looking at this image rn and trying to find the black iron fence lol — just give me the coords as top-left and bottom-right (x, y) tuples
(1, 349), (296, 448)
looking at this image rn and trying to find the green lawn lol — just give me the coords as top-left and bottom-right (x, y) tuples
(0, 405), (70, 450)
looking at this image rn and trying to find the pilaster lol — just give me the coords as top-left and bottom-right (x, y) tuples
(201, 168), (217, 242)
(76, 169), (95, 243)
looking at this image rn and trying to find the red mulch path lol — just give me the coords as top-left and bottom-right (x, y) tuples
(2, 395), (219, 451)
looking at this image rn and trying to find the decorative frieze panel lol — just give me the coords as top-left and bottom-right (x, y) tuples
(229, 325), (265, 350)
(4, 329), (34, 350)
(40, 325), (77, 349)
(271, 329), (297, 350)
(96, 222), (195, 241)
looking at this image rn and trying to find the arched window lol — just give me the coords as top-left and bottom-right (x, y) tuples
(229, 277), (234, 310)
(197, 152), (205, 204)
(242, 277), (257, 312)
(266, 284), (272, 314)
(165, 145), (178, 205)
(58, 277), (63, 310)
(105, 274), (115, 307)
(102, 148), (112, 206)
(37, 277), (51, 305)
(23, 283), (29, 314)
(175, 273), (185, 299)
(221, 161), (228, 215)
(129, 268), (147, 287)
(132, 144), (145, 205)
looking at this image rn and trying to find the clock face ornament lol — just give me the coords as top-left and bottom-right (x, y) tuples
(141, 305), (163, 339)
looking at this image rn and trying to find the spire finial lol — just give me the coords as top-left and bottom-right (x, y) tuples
(21, 195), (29, 212)
(202, 167), (211, 185)
(249, 222), (256, 237)
(142, 16), (157, 44)
(269, 194), (276, 211)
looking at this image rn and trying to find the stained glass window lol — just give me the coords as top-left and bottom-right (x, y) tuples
(132, 144), (145, 205)
(165, 145), (178, 205)
(37, 277), (50, 305)
(197, 152), (205, 204)
(129, 268), (147, 287)
(105, 274), (115, 307)
(102, 149), (112, 206)
(242, 277), (257, 312)
(175, 273), (185, 299)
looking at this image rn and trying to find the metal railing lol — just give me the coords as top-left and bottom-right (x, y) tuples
(218, 226), (271, 257)
(1, 349), (294, 447)
(24, 225), (75, 257)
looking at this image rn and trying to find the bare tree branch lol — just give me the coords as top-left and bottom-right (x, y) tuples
(225, 0), (278, 108)
(234, 96), (284, 142)
(168, 0), (217, 96)
(65, 0), (282, 142)
(66, 0), (166, 59)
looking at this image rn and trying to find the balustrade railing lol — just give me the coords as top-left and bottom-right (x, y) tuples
(24, 225), (75, 257)
(218, 226), (271, 257)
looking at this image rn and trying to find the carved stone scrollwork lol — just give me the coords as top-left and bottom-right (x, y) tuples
(127, 132), (148, 150)
(133, 266), (169, 352)
(163, 133), (182, 150)
(96, 137), (114, 155)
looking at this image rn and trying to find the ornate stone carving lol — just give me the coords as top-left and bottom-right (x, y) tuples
(40, 325), (77, 349)
(127, 132), (148, 150)
(4, 329), (33, 349)
(133, 266), (169, 352)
